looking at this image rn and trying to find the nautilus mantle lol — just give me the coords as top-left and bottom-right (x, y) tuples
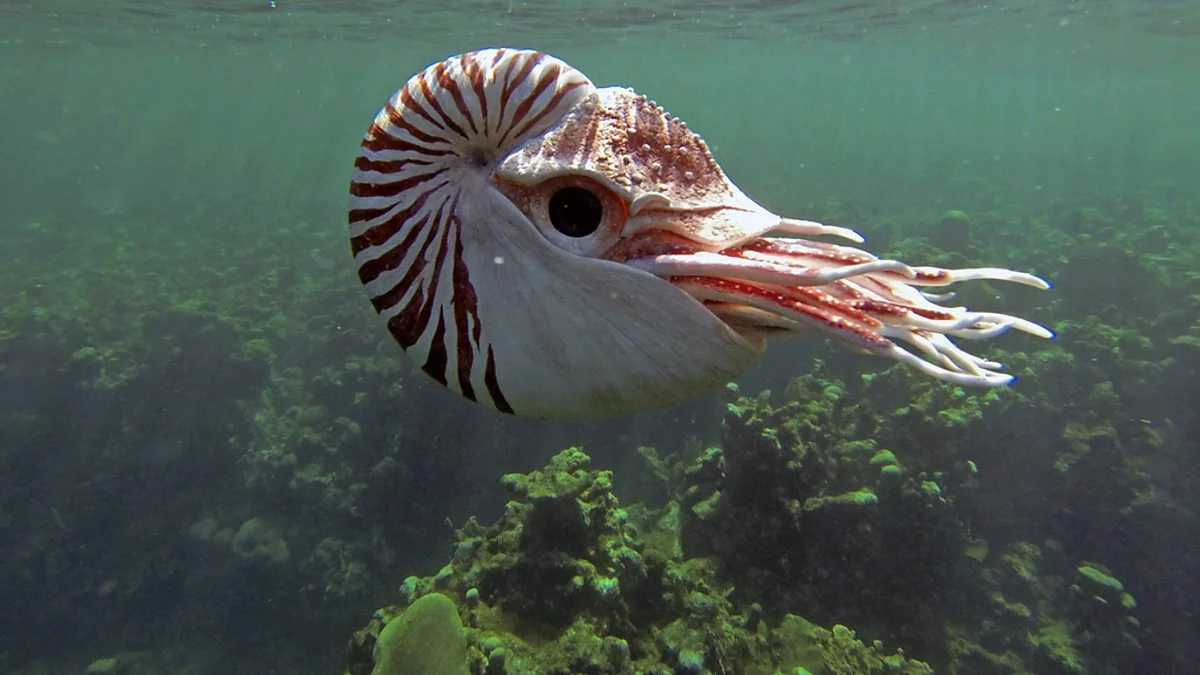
(347, 48), (1052, 419)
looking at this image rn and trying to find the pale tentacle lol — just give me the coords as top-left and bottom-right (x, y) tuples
(625, 219), (1053, 387)
(624, 251), (914, 287)
(906, 266), (1052, 289)
(775, 217), (865, 243)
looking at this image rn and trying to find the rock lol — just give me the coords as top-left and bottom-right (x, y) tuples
(231, 517), (290, 564)
(84, 657), (121, 674)
(372, 593), (468, 675)
(936, 210), (973, 252)
(211, 527), (234, 547)
(464, 587), (480, 606)
(186, 517), (218, 541)
(870, 449), (898, 467)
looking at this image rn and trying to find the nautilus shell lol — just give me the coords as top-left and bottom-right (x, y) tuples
(348, 49), (1051, 419)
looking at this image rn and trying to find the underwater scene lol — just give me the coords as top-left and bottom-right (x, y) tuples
(2, 1), (1199, 673)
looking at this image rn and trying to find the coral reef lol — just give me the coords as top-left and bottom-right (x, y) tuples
(345, 447), (933, 675)
(2, 183), (1196, 673)
(346, 362), (1151, 674)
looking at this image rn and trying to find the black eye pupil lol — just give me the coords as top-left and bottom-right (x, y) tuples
(547, 186), (603, 238)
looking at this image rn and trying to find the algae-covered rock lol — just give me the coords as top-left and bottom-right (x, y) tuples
(947, 541), (1141, 674)
(1064, 562), (1141, 671)
(231, 517), (290, 564)
(1075, 563), (1123, 594)
(674, 382), (976, 661)
(372, 593), (468, 675)
(936, 209), (973, 252)
(801, 489), (878, 512)
(869, 449), (898, 467)
(963, 536), (989, 562)
(84, 657), (121, 674)
(186, 516), (219, 541)
(82, 653), (155, 675)
(454, 447), (651, 630)
(773, 615), (932, 674)
(347, 448), (791, 674)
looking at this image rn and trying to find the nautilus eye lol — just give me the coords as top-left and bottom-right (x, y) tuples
(348, 48), (1052, 419)
(548, 187), (602, 237)
(495, 174), (628, 258)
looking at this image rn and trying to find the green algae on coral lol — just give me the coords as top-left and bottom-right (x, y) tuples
(774, 615), (932, 675)
(84, 657), (120, 674)
(372, 593), (468, 675)
(963, 536), (989, 562)
(1032, 620), (1086, 674)
(345, 447), (941, 675)
(869, 449), (898, 467)
(879, 463), (903, 479)
(1076, 563), (1123, 593)
(801, 489), (878, 512)
(936, 209), (974, 253)
(230, 516), (290, 564)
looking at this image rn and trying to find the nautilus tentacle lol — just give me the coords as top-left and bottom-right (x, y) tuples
(348, 48), (1052, 418)
(621, 234), (1052, 386)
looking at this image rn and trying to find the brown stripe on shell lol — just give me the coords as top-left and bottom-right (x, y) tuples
(349, 49), (593, 414)
(450, 218), (478, 402)
(381, 100), (452, 148)
(349, 168), (447, 200)
(422, 314), (449, 385)
(381, 209), (454, 350)
(362, 212), (440, 305)
(350, 187), (439, 258)
(385, 286), (425, 350)
(462, 53), (490, 137)
(353, 155), (435, 175)
(498, 60), (558, 146)
(499, 53), (538, 123)
(508, 78), (588, 144)
(437, 60), (480, 137)
(484, 345), (513, 414)
(420, 63), (470, 142)
(395, 86), (448, 138)
(360, 132), (452, 157)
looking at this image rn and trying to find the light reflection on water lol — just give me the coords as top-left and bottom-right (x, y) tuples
(2, 0), (1199, 49)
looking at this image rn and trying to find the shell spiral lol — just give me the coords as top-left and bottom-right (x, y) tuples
(347, 50), (594, 414)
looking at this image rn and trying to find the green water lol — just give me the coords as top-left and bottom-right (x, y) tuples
(2, 2), (1198, 674)
(4, 3), (1198, 226)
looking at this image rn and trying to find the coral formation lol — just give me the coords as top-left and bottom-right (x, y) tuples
(345, 362), (1153, 674)
(368, 593), (469, 675)
(231, 517), (291, 565)
(935, 209), (974, 253)
(345, 447), (933, 675)
(1, 165), (1195, 672)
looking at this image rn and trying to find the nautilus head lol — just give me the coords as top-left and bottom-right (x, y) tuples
(348, 48), (1052, 419)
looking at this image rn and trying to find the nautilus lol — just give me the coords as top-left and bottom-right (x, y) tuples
(348, 49), (1052, 419)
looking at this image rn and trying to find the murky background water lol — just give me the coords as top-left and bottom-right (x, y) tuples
(2, 2), (1198, 673)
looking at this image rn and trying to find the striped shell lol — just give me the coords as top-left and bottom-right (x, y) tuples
(348, 49), (762, 418)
